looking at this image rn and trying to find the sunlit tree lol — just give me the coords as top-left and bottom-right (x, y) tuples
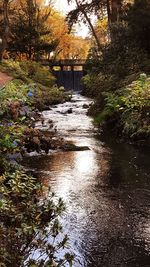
(8, 0), (56, 59)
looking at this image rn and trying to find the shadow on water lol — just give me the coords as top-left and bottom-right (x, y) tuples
(23, 94), (150, 267)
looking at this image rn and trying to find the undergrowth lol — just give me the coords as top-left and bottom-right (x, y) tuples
(0, 60), (74, 266)
(94, 73), (150, 141)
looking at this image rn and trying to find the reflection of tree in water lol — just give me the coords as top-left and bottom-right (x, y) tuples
(24, 151), (75, 174)
(101, 236), (150, 267)
(25, 151), (75, 182)
(95, 144), (150, 266)
(82, 232), (150, 267)
(105, 139), (150, 189)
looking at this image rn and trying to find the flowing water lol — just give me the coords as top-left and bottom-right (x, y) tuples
(23, 94), (150, 267)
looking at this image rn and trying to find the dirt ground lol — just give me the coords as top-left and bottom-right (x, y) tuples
(0, 72), (12, 87)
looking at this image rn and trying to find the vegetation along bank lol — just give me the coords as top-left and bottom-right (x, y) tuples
(0, 60), (74, 266)
(81, 0), (150, 145)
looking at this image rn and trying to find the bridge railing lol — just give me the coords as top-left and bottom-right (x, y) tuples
(41, 59), (87, 66)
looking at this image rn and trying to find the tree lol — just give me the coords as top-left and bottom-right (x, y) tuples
(0, 0), (10, 61)
(58, 35), (90, 59)
(67, 0), (102, 51)
(67, 0), (125, 48)
(126, 0), (150, 54)
(106, 0), (123, 24)
(94, 17), (109, 45)
(45, 9), (90, 60)
(0, 0), (91, 60)
(8, 0), (57, 59)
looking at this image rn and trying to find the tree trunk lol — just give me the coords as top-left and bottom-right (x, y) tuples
(82, 10), (102, 51)
(0, 0), (9, 62)
(109, 0), (122, 24)
(75, 0), (102, 52)
(106, 0), (122, 41)
(28, 45), (32, 60)
(106, 0), (111, 25)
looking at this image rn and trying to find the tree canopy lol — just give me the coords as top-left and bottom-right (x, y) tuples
(0, 0), (90, 61)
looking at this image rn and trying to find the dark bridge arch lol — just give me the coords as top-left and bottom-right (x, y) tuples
(42, 59), (86, 91)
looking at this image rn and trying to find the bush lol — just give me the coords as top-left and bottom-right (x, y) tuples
(0, 170), (74, 267)
(98, 73), (150, 139)
(0, 60), (27, 80)
(82, 71), (119, 98)
(19, 61), (56, 87)
(0, 80), (29, 116)
(0, 60), (71, 114)
(0, 60), (56, 87)
(0, 60), (74, 266)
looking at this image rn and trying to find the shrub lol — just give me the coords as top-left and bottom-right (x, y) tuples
(0, 170), (74, 267)
(0, 60), (27, 80)
(0, 61), (70, 114)
(83, 70), (120, 98)
(98, 73), (150, 139)
(19, 61), (56, 87)
(0, 60), (74, 266)
(0, 60), (56, 87)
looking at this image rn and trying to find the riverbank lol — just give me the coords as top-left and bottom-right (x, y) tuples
(0, 60), (73, 172)
(83, 73), (150, 146)
(0, 60), (74, 266)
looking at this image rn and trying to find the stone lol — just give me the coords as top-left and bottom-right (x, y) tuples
(62, 144), (90, 151)
(67, 108), (73, 114)
(83, 104), (89, 109)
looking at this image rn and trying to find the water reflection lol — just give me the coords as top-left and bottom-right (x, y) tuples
(23, 94), (150, 266)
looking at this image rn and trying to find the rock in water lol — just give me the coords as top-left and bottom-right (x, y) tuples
(62, 144), (90, 151)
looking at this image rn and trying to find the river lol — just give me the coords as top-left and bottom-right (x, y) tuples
(23, 94), (150, 267)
